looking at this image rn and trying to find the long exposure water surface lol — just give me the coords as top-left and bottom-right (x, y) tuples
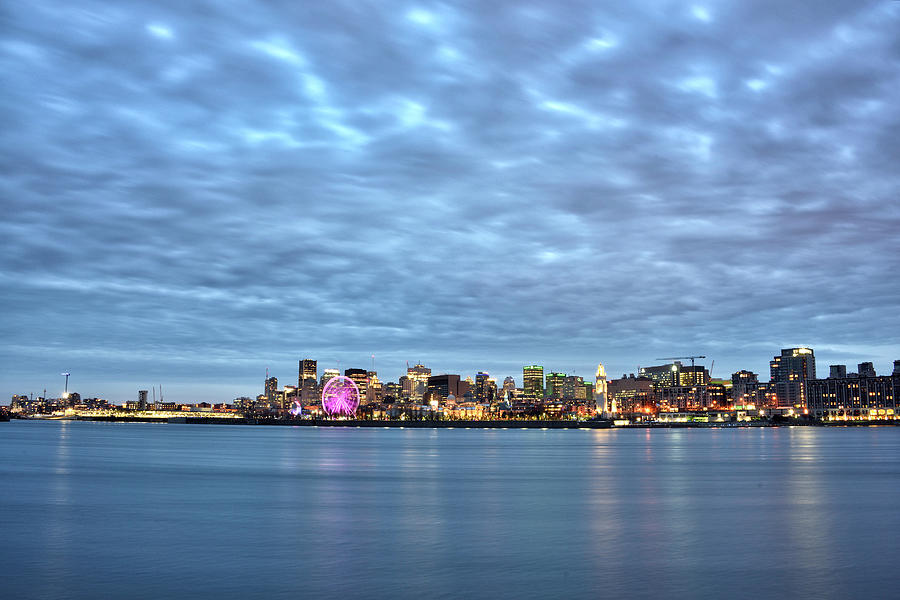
(1, 420), (897, 599)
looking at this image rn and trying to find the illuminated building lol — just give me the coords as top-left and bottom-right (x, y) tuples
(639, 363), (682, 388)
(475, 372), (492, 404)
(546, 372), (566, 399)
(407, 363), (431, 401)
(299, 359), (317, 382)
(679, 365), (710, 386)
(732, 370), (764, 408)
(320, 369), (339, 390)
(807, 362), (899, 420)
(344, 369), (369, 403)
(298, 359), (318, 402)
(770, 347), (815, 408)
(367, 371), (383, 404)
(265, 377), (278, 405)
(427, 374), (461, 402)
(607, 374), (653, 414)
(595, 363), (609, 415)
(523, 365), (544, 401)
(502, 376), (516, 397)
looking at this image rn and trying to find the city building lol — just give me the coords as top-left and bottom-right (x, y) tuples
(679, 365), (710, 387)
(427, 374), (461, 402)
(639, 363), (682, 388)
(829, 365), (847, 379)
(595, 363), (609, 415)
(474, 372), (497, 404)
(607, 375), (653, 414)
(807, 361), (899, 420)
(344, 368), (369, 403)
(546, 372), (566, 399)
(407, 363), (431, 401)
(523, 365), (544, 401)
(265, 376), (278, 406)
(299, 359), (318, 403)
(770, 347), (816, 408)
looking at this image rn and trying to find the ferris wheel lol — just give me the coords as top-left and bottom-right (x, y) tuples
(321, 376), (360, 416)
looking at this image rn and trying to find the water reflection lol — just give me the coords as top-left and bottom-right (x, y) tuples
(1, 422), (898, 600)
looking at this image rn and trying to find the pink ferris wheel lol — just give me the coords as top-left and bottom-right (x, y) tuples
(321, 376), (360, 416)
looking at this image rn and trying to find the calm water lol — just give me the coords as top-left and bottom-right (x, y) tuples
(1, 421), (898, 599)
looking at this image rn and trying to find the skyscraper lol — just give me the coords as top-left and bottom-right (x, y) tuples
(770, 347), (816, 407)
(299, 359), (318, 403)
(475, 372), (491, 403)
(407, 363), (431, 401)
(344, 368), (369, 403)
(523, 365), (544, 401)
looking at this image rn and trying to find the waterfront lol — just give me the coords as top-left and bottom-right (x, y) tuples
(2, 421), (898, 599)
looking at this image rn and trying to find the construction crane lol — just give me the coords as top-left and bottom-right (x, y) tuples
(655, 355), (706, 369)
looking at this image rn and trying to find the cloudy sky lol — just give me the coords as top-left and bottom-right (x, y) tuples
(2, 0), (899, 403)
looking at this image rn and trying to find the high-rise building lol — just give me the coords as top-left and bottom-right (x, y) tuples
(523, 366), (544, 401)
(427, 374), (461, 402)
(320, 369), (339, 398)
(502, 376), (516, 395)
(367, 371), (382, 404)
(858, 362), (877, 378)
(138, 390), (148, 410)
(563, 375), (582, 400)
(407, 364), (431, 401)
(732, 370), (760, 408)
(265, 377), (278, 402)
(770, 347), (816, 408)
(475, 372), (491, 404)
(546, 373), (566, 399)
(299, 359), (318, 403)
(679, 366), (710, 387)
(344, 368), (369, 403)
(639, 363), (683, 388)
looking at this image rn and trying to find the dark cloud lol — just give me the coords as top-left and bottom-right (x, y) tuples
(2, 0), (899, 401)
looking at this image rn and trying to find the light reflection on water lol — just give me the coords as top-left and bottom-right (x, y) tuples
(1, 421), (899, 600)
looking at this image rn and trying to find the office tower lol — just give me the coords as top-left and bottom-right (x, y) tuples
(770, 347), (816, 408)
(138, 390), (148, 410)
(679, 365), (710, 386)
(344, 368), (369, 403)
(427, 374), (461, 402)
(523, 365), (544, 400)
(407, 363), (431, 401)
(320, 369), (339, 394)
(475, 372), (490, 403)
(639, 362), (682, 388)
(546, 373), (566, 399)
(367, 371), (382, 404)
(299, 359), (318, 403)
(265, 377), (278, 401)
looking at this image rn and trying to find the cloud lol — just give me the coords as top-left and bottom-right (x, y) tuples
(1, 0), (899, 401)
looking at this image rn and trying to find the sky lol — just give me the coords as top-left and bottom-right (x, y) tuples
(2, 0), (899, 403)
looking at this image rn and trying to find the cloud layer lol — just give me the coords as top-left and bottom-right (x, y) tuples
(2, 0), (899, 401)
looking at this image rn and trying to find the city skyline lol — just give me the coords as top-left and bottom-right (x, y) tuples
(3, 1), (900, 404)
